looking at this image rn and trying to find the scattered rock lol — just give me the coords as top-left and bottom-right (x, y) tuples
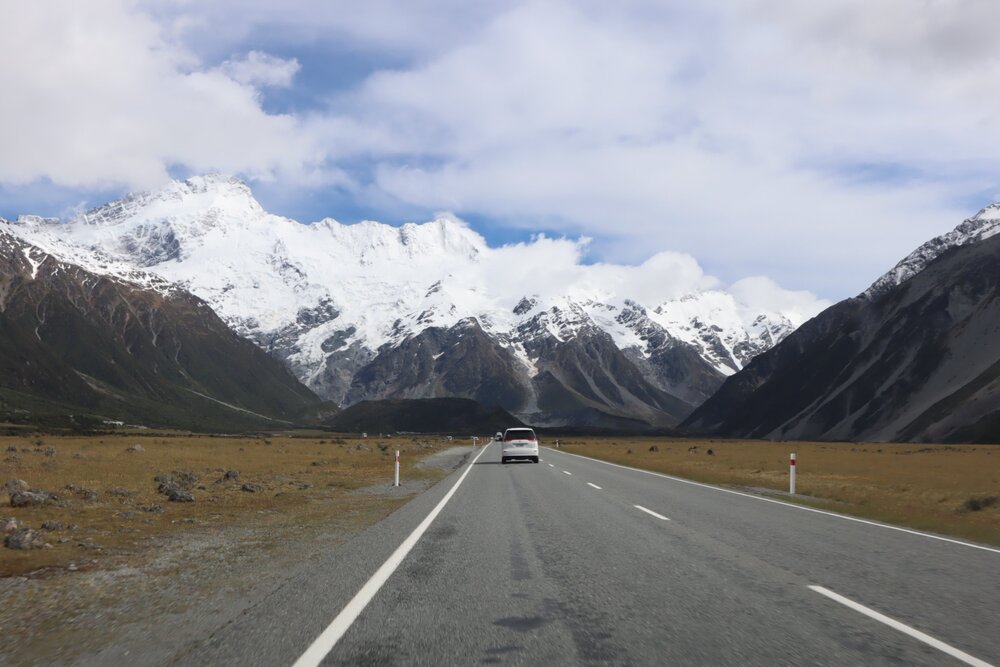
(648, 445), (659, 452)
(2, 517), (21, 533)
(171, 470), (199, 488)
(241, 483), (263, 493)
(5, 527), (49, 550)
(58, 537), (71, 544)
(310, 460), (328, 467)
(4, 446), (16, 453)
(41, 520), (63, 531)
(3, 455), (19, 463)
(706, 448), (715, 456)
(158, 482), (194, 502)
(354, 444), (371, 452)
(108, 487), (132, 497)
(43, 446), (57, 457)
(126, 444), (144, 453)
(67, 523), (80, 531)
(222, 469), (240, 481)
(139, 504), (164, 513)
(2, 479), (30, 494)
(10, 490), (53, 507)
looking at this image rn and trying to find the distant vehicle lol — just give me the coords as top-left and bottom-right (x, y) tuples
(500, 427), (539, 464)
(494, 432), (502, 441)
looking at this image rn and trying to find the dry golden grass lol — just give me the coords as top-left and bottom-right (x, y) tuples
(557, 437), (1000, 546)
(1, 434), (449, 576)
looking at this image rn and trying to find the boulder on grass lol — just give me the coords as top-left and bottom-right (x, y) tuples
(10, 490), (53, 507)
(5, 527), (49, 550)
(2, 479), (30, 494)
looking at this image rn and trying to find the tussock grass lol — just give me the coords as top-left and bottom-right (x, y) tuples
(1, 434), (449, 576)
(558, 438), (1000, 546)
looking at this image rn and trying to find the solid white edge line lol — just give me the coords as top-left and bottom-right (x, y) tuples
(808, 585), (994, 667)
(587, 482), (602, 490)
(634, 504), (670, 521)
(292, 443), (492, 667)
(544, 448), (1000, 555)
(562, 470), (572, 475)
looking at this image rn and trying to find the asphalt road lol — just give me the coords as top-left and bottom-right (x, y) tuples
(180, 442), (1000, 666)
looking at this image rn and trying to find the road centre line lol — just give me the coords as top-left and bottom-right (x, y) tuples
(544, 448), (1000, 555)
(634, 505), (671, 521)
(587, 482), (602, 490)
(292, 443), (492, 667)
(808, 586), (994, 667)
(562, 470), (572, 476)
(548, 464), (554, 467)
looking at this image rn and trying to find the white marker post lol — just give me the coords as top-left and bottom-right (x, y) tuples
(394, 450), (400, 487)
(789, 452), (796, 495)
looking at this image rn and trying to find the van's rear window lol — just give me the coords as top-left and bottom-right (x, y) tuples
(504, 430), (536, 441)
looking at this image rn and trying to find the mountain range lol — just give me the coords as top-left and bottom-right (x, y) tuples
(5, 175), (809, 428)
(0, 225), (319, 431)
(683, 204), (1000, 443)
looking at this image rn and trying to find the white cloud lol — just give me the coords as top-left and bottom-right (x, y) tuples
(4, 0), (1000, 301)
(0, 2), (319, 189)
(219, 51), (300, 88)
(314, 0), (999, 296)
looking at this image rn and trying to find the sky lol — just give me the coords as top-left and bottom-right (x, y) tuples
(1, 0), (998, 305)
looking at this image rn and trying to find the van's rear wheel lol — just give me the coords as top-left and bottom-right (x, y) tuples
(532, 457), (539, 463)
(501, 457), (508, 464)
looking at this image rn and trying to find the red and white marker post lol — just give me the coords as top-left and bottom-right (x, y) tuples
(394, 450), (400, 487)
(789, 452), (796, 495)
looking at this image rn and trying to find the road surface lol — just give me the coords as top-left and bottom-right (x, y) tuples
(179, 443), (1000, 666)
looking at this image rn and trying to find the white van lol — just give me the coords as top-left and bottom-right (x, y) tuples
(500, 427), (539, 464)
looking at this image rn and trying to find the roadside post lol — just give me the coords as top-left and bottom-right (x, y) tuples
(789, 452), (796, 495)
(394, 450), (400, 487)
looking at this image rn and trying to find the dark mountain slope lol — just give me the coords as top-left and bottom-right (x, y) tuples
(325, 397), (522, 433)
(682, 233), (1000, 443)
(344, 318), (693, 429)
(0, 229), (318, 430)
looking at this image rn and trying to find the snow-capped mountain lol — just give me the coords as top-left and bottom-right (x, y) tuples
(864, 203), (1000, 299)
(684, 204), (1000, 443)
(5, 175), (808, 427)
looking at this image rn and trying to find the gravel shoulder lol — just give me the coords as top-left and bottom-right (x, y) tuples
(0, 443), (475, 666)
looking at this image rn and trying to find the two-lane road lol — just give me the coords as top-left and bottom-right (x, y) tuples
(183, 443), (999, 666)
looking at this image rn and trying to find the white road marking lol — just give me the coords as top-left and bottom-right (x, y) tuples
(634, 505), (670, 521)
(548, 464), (554, 468)
(587, 482), (602, 490)
(809, 586), (994, 667)
(545, 448), (1000, 555)
(562, 470), (572, 476)
(292, 443), (492, 667)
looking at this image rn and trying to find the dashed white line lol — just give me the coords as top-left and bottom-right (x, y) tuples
(545, 448), (1000, 555)
(587, 482), (602, 490)
(809, 585), (994, 667)
(634, 505), (670, 521)
(548, 464), (554, 468)
(562, 470), (572, 476)
(292, 443), (492, 667)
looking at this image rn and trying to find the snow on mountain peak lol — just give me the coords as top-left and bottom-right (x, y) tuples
(5, 174), (819, 401)
(865, 202), (1000, 299)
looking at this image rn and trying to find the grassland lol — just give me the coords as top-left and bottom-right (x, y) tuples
(1, 433), (451, 577)
(555, 437), (1000, 546)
